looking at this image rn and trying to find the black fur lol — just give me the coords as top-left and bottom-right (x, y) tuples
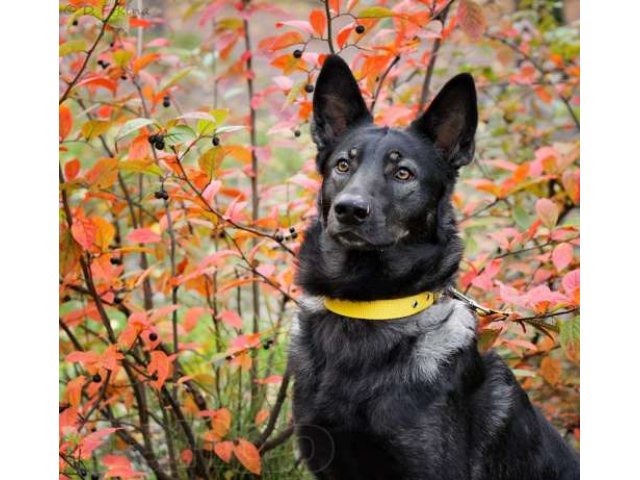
(289, 55), (579, 479)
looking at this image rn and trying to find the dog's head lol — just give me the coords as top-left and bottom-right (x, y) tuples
(311, 54), (477, 251)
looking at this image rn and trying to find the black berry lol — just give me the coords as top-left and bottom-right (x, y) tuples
(304, 84), (314, 93)
(275, 233), (284, 242)
(101, 62), (110, 69)
(149, 332), (158, 341)
(293, 49), (303, 59)
(154, 139), (165, 150)
(91, 474), (99, 480)
(289, 226), (296, 233)
(148, 134), (158, 144)
(262, 339), (273, 350)
(212, 136), (220, 146)
(121, 75), (127, 80)
(161, 190), (169, 200)
(109, 257), (121, 265)
(114, 296), (122, 304)
(72, 20), (79, 26)
(79, 468), (87, 477)
(225, 355), (233, 361)
(294, 130), (301, 137)
(291, 231), (298, 239)
(154, 190), (164, 199)
(162, 96), (170, 108)
(92, 374), (102, 383)
(97, 60), (104, 67)
(355, 25), (365, 34)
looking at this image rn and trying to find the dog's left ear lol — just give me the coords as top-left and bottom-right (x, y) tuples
(410, 73), (478, 168)
(312, 55), (372, 149)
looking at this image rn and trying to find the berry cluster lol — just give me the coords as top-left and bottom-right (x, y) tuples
(154, 189), (169, 200)
(148, 133), (165, 150)
(274, 226), (298, 243)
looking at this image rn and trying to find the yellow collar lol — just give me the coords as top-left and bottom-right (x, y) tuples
(323, 291), (439, 320)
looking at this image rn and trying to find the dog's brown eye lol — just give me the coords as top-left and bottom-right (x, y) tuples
(336, 159), (350, 173)
(394, 167), (413, 181)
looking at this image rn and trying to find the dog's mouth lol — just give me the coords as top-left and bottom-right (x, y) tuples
(331, 229), (397, 250)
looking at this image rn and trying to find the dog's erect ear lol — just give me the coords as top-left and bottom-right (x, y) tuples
(410, 73), (478, 168)
(312, 55), (372, 149)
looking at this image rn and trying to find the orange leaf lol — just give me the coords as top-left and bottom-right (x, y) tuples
(64, 158), (80, 181)
(75, 75), (117, 96)
(85, 157), (118, 189)
(211, 408), (232, 440)
(457, 0), (486, 40)
(147, 350), (170, 389)
(259, 31), (305, 52)
(540, 357), (562, 386)
(78, 428), (119, 459)
(255, 409), (269, 426)
(129, 17), (152, 28)
(127, 228), (162, 244)
(133, 53), (160, 74)
(310, 9), (327, 37)
(60, 105), (73, 141)
(336, 24), (354, 49)
(234, 439), (261, 475)
(65, 376), (86, 408)
(71, 216), (98, 250)
(214, 441), (234, 463)
(184, 307), (207, 332)
(535, 198), (559, 229)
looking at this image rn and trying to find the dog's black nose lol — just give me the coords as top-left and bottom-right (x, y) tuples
(334, 195), (370, 225)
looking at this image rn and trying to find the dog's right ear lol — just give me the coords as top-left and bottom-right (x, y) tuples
(312, 55), (372, 150)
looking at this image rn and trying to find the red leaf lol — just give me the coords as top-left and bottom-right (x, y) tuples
(129, 17), (152, 28)
(127, 228), (161, 244)
(234, 439), (261, 475)
(254, 375), (283, 385)
(60, 105), (73, 141)
(214, 441), (234, 463)
(552, 243), (573, 271)
(535, 198), (559, 229)
(78, 428), (119, 459)
(217, 310), (243, 329)
(180, 449), (193, 465)
(255, 409), (269, 426)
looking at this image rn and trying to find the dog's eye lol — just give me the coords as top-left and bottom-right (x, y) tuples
(394, 167), (413, 181)
(335, 159), (350, 174)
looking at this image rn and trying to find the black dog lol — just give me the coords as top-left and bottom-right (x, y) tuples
(289, 55), (579, 480)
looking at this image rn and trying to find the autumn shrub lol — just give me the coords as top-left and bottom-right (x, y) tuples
(59, 0), (579, 478)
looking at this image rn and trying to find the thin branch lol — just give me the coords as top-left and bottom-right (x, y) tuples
(370, 55), (400, 113)
(260, 424), (294, 453)
(59, 2), (119, 105)
(324, 0), (336, 54)
(418, 1), (453, 112)
(256, 370), (291, 447)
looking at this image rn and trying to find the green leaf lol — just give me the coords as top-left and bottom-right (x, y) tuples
(59, 39), (87, 57)
(160, 67), (193, 91)
(559, 315), (580, 361)
(358, 6), (395, 18)
(120, 160), (163, 177)
(513, 205), (532, 230)
(215, 126), (245, 134)
(81, 120), (111, 140)
(116, 118), (156, 141)
(198, 147), (226, 179)
(165, 125), (197, 147)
